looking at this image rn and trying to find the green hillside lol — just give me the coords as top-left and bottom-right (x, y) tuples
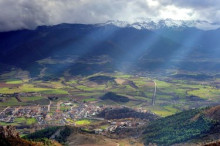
(143, 106), (220, 145)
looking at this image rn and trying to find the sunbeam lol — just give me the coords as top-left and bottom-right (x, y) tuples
(39, 24), (121, 76)
(158, 29), (204, 71)
(115, 30), (160, 72)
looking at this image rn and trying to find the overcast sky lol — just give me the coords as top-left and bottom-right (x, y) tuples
(0, 0), (219, 31)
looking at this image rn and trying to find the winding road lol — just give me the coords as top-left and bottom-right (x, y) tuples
(152, 80), (157, 106)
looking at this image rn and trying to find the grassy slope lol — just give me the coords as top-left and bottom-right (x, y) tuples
(24, 126), (143, 146)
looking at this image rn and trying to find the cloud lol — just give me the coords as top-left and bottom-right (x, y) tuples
(0, 0), (50, 31)
(0, 0), (219, 31)
(158, 0), (220, 23)
(159, 0), (220, 9)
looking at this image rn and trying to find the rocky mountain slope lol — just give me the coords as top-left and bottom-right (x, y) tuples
(0, 126), (61, 146)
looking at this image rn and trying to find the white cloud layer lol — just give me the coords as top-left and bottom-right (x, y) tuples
(0, 0), (219, 31)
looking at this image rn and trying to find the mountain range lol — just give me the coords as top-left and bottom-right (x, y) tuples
(0, 20), (219, 78)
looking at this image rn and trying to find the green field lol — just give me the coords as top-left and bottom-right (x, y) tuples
(75, 119), (92, 125)
(6, 80), (23, 84)
(13, 117), (37, 125)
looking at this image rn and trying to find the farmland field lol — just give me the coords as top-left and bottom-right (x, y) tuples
(0, 70), (219, 117)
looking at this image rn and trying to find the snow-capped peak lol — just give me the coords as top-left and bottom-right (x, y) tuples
(100, 19), (220, 30)
(103, 20), (130, 27)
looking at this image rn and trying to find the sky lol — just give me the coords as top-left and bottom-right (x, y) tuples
(0, 0), (219, 31)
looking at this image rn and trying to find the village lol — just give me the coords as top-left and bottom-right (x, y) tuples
(0, 94), (150, 136)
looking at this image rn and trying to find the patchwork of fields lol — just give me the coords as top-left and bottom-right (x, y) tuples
(0, 70), (219, 118)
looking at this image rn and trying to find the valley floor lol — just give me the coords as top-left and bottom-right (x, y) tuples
(0, 70), (219, 145)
